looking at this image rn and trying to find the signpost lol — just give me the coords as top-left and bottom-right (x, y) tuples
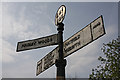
(16, 34), (58, 52)
(36, 15), (105, 76)
(16, 5), (106, 80)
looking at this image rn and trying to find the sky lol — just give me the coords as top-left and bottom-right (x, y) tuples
(1, 1), (119, 79)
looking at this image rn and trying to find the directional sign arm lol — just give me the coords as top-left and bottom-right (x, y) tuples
(16, 34), (58, 52)
(36, 47), (59, 76)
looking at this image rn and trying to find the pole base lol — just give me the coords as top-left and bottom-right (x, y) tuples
(55, 59), (67, 80)
(56, 76), (66, 80)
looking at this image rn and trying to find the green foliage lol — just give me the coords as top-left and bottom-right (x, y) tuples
(89, 37), (120, 79)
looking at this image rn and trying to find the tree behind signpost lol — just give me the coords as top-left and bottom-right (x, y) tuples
(89, 37), (120, 79)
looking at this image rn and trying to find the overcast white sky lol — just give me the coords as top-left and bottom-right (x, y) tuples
(0, 1), (119, 79)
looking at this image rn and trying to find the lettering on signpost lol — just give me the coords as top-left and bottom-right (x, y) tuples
(36, 47), (59, 75)
(64, 24), (92, 57)
(44, 51), (55, 70)
(37, 60), (42, 75)
(90, 16), (105, 40)
(17, 34), (58, 52)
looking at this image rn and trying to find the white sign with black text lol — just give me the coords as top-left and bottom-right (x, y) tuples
(17, 34), (58, 52)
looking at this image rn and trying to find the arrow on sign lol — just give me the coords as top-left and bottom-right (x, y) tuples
(16, 34), (58, 52)
(36, 15), (105, 76)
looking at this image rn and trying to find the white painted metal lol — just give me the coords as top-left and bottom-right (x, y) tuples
(17, 34), (58, 52)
